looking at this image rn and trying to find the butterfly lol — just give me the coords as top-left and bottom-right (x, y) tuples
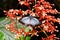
(19, 16), (41, 26)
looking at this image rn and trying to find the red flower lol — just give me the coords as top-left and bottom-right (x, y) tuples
(42, 34), (57, 40)
(19, 1), (30, 9)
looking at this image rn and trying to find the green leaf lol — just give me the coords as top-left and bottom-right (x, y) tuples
(25, 36), (31, 40)
(20, 35), (25, 40)
(0, 32), (4, 40)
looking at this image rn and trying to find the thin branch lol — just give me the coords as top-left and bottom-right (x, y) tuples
(38, 26), (48, 37)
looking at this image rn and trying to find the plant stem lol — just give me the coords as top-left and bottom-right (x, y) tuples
(35, 0), (36, 4)
(38, 26), (48, 37)
(16, 17), (18, 29)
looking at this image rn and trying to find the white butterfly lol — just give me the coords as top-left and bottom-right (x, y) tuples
(20, 16), (40, 26)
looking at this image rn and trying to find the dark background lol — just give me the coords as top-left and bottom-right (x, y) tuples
(0, 0), (60, 40)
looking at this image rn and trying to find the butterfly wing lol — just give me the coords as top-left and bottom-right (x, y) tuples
(20, 16), (40, 26)
(20, 17), (30, 25)
(30, 18), (40, 26)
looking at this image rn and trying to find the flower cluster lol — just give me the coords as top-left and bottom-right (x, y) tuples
(42, 34), (59, 40)
(5, 0), (60, 40)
